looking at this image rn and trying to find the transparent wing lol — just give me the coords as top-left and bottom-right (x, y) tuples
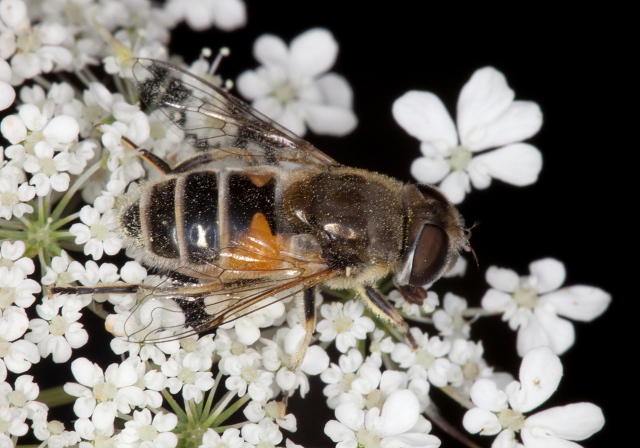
(118, 268), (338, 344)
(128, 58), (340, 167)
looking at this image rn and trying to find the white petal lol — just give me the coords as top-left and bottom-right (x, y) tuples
(324, 420), (355, 443)
(485, 266), (520, 292)
(153, 411), (178, 432)
(511, 346), (562, 413)
(1, 115), (27, 143)
(523, 403), (604, 441)
(410, 156), (450, 184)
(529, 258), (566, 293)
(43, 115), (79, 145)
(236, 70), (273, 99)
(304, 102), (357, 136)
(0, 81), (15, 111)
(471, 143), (542, 186)
(211, 0), (246, 31)
(469, 100), (542, 150)
(0, 0), (28, 29)
(316, 73), (353, 109)
(541, 286), (611, 321)
(300, 345), (330, 375)
(462, 407), (501, 435)
(278, 103), (307, 137)
(492, 429), (519, 448)
(439, 170), (470, 205)
(254, 34), (289, 69)
(533, 307), (575, 355)
(252, 96), (284, 121)
(516, 314), (549, 356)
(469, 378), (508, 412)
(393, 91), (457, 146)
(335, 402), (364, 431)
(380, 390), (420, 436)
(289, 28), (338, 79)
(457, 67), (514, 147)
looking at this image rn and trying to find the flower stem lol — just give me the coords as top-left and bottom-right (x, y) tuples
(162, 389), (188, 420)
(38, 385), (76, 408)
(424, 403), (482, 448)
(210, 394), (250, 427)
(0, 229), (27, 239)
(50, 160), (102, 222)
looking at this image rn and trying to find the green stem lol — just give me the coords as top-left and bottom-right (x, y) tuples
(38, 385), (76, 408)
(202, 371), (223, 417)
(162, 389), (188, 420)
(50, 161), (102, 222)
(38, 195), (45, 227)
(210, 394), (250, 427)
(424, 402), (482, 448)
(463, 307), (497, 317)
(214, 421), (249, 433)
(205, 390), (236, 427)
(0, 229), (27, 240)
(0, 219), (25, 230)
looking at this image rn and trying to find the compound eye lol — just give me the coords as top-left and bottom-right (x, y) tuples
(409, 225), (449, 286)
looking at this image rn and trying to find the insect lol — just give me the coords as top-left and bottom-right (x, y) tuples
(51, 58), (471, 368)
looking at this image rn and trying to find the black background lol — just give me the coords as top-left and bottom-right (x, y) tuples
(169, 2), (627, 447)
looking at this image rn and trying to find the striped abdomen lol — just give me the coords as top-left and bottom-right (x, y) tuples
(118, 167), (287, 280)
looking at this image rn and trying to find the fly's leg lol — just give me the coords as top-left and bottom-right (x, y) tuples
(49, 283), (144, 296)
(359, 285), (418, 349)
(289, 287), (317, 371)
(282, 287), (317, 407)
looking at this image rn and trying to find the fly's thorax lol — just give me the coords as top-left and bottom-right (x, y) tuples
(282, 167), (405, 276)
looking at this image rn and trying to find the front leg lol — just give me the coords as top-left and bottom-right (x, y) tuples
(358, 285), (418, 349)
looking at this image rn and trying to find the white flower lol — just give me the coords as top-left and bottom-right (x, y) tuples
(232, 300), (286, 345)
(0, 58), (15, 111)
(25, 294), (89, 362)
(200, 427), (252, 448)
(463, 346), (604, 447)
(63, 357), (150, 435)
(0, 169), (35, 219)
(0, 264), (40, 309)
(2, 338), (40, 376)
(0, 240), (34, 278)
(220, 351), (274, 402)
(321, 348), (364, 409)
(433, 292), (471, 338)
(481, 258), (611, 356)
(237, 28), (357, 137)
(69, 205), (122, 260)
(393, 66), (543, 204)
(388, 288), (439, 318)
(118, 409), (178, 448)
(164, 0), (246, 31)
(241, 418), (283, 447)
(260, 325), (329, 397)
(244, 400), (297, 432)
(161, 349), (215, 403)
(391, 327), (459, 388)
(316, 300), (375, 353)
(324, 389), (441, 448)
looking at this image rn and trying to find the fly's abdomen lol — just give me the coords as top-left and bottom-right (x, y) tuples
(118, 167), (284, 279)
(179, 171), (219, 263)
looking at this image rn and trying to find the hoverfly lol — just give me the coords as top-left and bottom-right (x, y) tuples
(51, 58), (471, 369)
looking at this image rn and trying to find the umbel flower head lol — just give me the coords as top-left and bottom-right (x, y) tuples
(0, 0), (609, 446)
(393, 66), (543, 204)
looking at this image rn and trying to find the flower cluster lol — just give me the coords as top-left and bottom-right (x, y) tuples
(0, 1), (609, 447)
